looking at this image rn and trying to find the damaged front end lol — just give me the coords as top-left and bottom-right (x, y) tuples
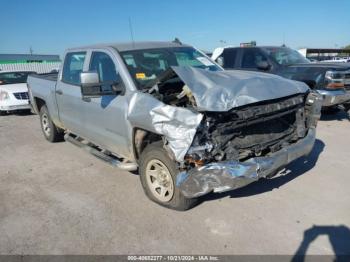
(177, 91), (322, 198)
(128, 66), (322, 198)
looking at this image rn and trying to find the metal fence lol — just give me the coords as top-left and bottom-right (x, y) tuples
(0, 62), (61, 74)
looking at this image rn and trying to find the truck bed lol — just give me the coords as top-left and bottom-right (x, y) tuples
(27, 72), (59, 116)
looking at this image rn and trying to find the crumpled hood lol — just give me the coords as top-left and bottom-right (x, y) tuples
(172, 66), (310, 112)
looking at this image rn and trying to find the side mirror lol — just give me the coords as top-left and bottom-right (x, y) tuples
(257, 61), (270, 71)
(216, 57), (224, 67)
(80, 72), (125, 98)
(80, 72), (101, 97)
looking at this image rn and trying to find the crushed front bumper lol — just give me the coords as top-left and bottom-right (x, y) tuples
(176, 128), (316, 198)
(317, 89), (350, 107)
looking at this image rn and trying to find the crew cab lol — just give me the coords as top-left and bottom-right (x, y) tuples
(0, 70), (34, 115)
(28, 41), (322, 210)
(211, 46), (350, 109)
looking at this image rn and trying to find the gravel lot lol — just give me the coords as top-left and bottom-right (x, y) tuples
(0, 111), (349, 256)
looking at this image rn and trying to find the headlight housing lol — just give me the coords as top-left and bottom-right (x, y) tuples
(0, 90), (10, 101)
(325, 70), (345, 89)
(305, 91), (323, 128)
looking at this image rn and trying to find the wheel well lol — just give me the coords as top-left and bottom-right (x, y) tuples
(34, 97), (46, 112)
(133, 128), (163, 161)
(301, 80), (316, 89)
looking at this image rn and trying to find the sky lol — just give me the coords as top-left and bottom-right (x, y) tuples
(1, 0), (350, 57)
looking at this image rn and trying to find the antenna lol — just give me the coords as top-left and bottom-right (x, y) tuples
(173, 37), (182, 45)
(128, 17), (135, 48)
(29, 46), (33, 55)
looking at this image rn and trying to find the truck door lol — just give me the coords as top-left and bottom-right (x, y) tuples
(80, 51), (130, 158)
(55, 51), (87, 134)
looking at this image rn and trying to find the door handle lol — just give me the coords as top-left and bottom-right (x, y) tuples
(55, 90), (63, 95)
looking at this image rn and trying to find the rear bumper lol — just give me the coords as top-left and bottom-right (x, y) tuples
(176, 128), (316, 198)
(317, 89), (350, 107)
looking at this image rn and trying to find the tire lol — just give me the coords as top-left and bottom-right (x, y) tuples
(139, 142), (198, 211)
(0, 111), (6, 116)
(322, 106), (339, 114)
(39, 105), (63, 142)
(23, 109), (32, 115)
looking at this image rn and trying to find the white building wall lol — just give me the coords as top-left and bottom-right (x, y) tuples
(0, 62), (60, 74)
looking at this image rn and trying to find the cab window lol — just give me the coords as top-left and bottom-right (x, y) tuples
(89, 52), (120, 92)
(62, 52), (86, 85)
(222, 48), (238, 68)
(241, 49), (268, 69)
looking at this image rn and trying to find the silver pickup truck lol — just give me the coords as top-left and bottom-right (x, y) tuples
(27, 41), (322, 210)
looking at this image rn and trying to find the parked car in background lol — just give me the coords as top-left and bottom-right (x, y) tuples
(0, 70), (34, 115)
(211, 46), (350, 110)
(321, 57), (350, 63)
(28, 41), (322, 210)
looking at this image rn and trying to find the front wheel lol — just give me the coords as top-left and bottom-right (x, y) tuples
(39, 105), (63, 142)
(322, 106), (339, 114)
(139, 142), (197, 211)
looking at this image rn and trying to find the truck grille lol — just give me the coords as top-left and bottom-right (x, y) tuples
(204, 94), (306, 160)
(13, 92), (29, 100)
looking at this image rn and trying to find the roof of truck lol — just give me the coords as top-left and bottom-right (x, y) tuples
(67, 41), (191, 52)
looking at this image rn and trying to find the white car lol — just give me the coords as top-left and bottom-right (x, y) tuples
(0, 70), (34, 115)
(321, 57), (350, 63)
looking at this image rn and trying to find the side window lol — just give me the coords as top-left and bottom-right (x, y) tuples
(89, 52), (120, 91)
(62, 52), (86, 85)
(241, 49), (268, 69)
(222, 49), (238, 68)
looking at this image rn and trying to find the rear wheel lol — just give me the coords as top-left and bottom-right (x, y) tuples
(39, 105), (63, 142)
(139, 142), (197, 210)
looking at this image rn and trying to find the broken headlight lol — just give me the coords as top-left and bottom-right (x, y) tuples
(305, 91), (322, 128)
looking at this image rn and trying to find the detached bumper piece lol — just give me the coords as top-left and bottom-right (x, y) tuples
(176, 128), (316, 198)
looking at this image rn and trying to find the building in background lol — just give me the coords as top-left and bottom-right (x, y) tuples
(0, 54), (61, 73)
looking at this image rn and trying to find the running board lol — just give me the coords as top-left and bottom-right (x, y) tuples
(64, 133), (138, 171)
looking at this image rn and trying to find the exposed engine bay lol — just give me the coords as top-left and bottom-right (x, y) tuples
(145, 68), (312, 169)
(145, 69), (198, 108)
(186, 94), (308, 166)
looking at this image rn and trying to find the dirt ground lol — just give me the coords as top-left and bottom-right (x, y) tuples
(0, 111), (349, 255)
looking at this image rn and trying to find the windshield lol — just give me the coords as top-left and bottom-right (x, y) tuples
(120, 47), (222, 89)
(262, 47), (310, 65)
(0, 71), (33, 85)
